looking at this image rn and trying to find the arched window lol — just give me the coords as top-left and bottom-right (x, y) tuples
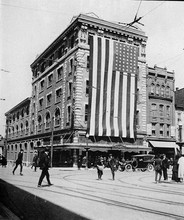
(17, 111), (19, 120)
(45, 112), (51, 128)
(38, 115), (42, 130)
(20, 123), (23, 134)
(161, 85), (165, 96)
(21, 108), (24, 118)
(26, 106), (29, 115)
(25, 121), (29, 133)
(16, 125), (19, 134)
(31, 120), (35, 133)
(156, 84), (160, 95)
(166, 86), (170, 97)
(12, 126), (14, 135)
(150, 83), (155, 94)
(55, 108), (61, 126)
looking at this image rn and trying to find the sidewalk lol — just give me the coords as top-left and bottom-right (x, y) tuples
(0, 165), (184, 220)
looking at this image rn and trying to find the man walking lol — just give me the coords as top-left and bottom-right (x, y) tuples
(162, 154), (169, 181)
(108, 154), (117, 180)
(37, 148), (52, 187)
(13, 149), (24, 175)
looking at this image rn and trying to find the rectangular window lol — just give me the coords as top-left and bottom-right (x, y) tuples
(67, 105), (71, 125)
(40, 80), (45, 92)
(39, 99), (43, 111)
(159, 105), (164, 116)
(86, 80), (89, 95)
(69, 59), (74, 75)
(32, 103), (35, 115)
(136, 110), (139, 127)
(151, 103), (157, 116)
(56, 88), (62, 103)
(47, 94), (52, 107)
(166, 106), (170, 117)
(68, 82), (72, 99)
(47, 74), (53, 87)
(160, 124), (164, 137)
(151, 123), (156, 136)
(87, 56), (90, 69)
(85, 104), (88, 122)
(167, 125), (170, 137)
(57, 66), (63, 82)
(49, 54), (54, 66)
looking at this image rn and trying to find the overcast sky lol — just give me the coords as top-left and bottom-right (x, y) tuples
(0, 0), (184, 136)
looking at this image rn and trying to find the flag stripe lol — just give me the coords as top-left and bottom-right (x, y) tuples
(95, 37), (102, 135)
(114, 71), (120, 136)
(98, 38), (106, 136)
(89, 36), (98, 135)
(87, 36), (93, 134)
(130, 74), (135, 138)
(110, 70), (116, 136)
(126, 73), (131, 138)
(102, 39), (109, 135)
(118, 72), (123, 137)
(106, 40), (113, 136)
(122, 73), (127, 137)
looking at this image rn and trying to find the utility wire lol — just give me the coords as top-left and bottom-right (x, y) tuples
(0, 3), (69, 15)
(141, 1), (165, 18)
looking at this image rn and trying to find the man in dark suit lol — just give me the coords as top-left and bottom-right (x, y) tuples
(37, 148), (53, 187)
(13, 149), (24, 175)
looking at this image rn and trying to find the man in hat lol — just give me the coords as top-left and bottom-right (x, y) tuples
(13, 149), (24, 175)
(108, 154), (117, 180)
(37, 148), (53, 187)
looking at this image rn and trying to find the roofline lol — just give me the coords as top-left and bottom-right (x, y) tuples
(5, 97), (31, 116)
(30, 13), (147, 68)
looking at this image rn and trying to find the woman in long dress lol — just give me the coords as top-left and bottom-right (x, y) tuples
(178, 155), (184, 182)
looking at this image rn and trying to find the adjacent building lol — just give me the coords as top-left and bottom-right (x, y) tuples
(146, 65), (179, 157)
(175, 87), (184, 154)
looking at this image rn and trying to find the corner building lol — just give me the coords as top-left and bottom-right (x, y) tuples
(6, 14), (149, 166)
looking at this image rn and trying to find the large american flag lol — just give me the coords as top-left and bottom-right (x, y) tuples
(88, 35), (138, 139)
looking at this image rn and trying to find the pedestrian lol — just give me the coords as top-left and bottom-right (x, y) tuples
(154, 154), (162, 183)
(162, 154), (169, 181)
(108, 154), (117, 180)
(12, 149), (24, 176)
(1, 155), (7, 167)
(132, 157), (138, 172)
(96, 156), (104, 180)
(172, 154), (180, 182)
(37, 148), (53, 187)
(31, 151), (38, 172)
(77, 155), (82, 170)
(178, 154), (184, 182)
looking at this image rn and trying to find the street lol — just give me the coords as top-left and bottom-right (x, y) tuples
(0, 166), (184, 220)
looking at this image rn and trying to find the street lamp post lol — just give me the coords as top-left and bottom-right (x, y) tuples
(179, 121), (183, 153)
(85, 133), (89, 169)
(50, 116), (54, 168)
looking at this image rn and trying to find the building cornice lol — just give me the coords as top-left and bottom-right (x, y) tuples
(5, 97), (31, 116)
(30, 14), (147, 68)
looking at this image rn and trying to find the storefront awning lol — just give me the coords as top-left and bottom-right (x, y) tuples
(149, 141), (179, 150)
(54, 143), (151, 153)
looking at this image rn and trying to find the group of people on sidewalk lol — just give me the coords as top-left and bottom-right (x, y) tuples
(154, 153), (184, 183)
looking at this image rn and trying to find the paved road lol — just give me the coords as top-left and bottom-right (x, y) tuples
(0, 166), (184, 220)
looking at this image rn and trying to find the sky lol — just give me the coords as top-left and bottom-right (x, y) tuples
(0, 0), (184, 136)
